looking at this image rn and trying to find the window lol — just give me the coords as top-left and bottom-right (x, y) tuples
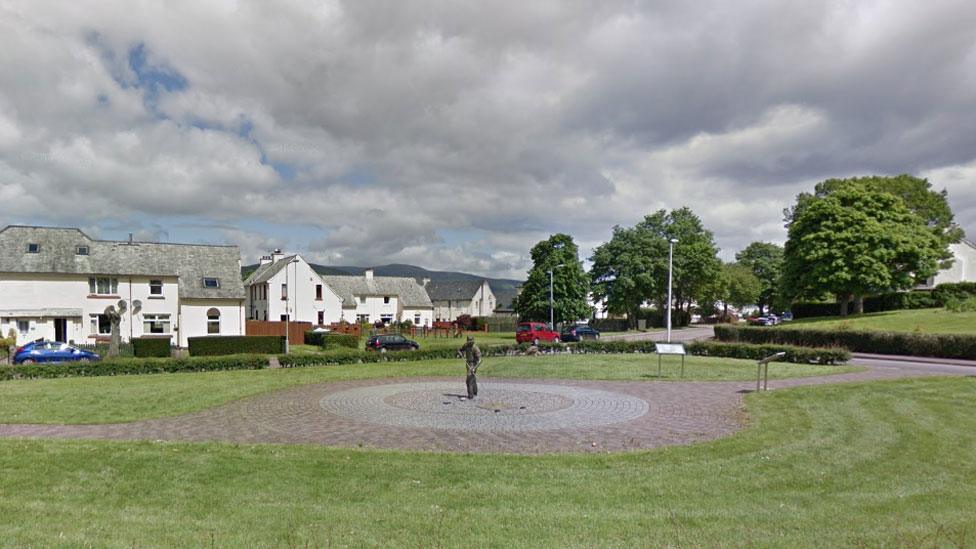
(26, 243), (39, 253)
(383, 296), (391, 304)
(414, 313), (422, 325)
(380, 314), (393, 324)
(356, 314), (370, 324)
(207, 308), (221, 334)
(317, 311), (324, 325)
(281, 283), (288, 300)
(359, 296), (366, 304)
(280, 314), (289, 322)
(90, 314), (111, 335)
(76, 246), (89, 256)
(316, 284), (323, 300)
(89, 277), (119, 295)
(17, 320), (29, 334)
(142, 314), (171, 334)
(203, 278), (220, 289)
(149, 279), (163, 295)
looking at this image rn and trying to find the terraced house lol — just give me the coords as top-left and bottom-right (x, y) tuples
(0, 225), (246, 347)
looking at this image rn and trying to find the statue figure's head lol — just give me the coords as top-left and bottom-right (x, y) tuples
(466, 335), (475, 343)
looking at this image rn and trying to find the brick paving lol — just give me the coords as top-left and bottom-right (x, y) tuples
(0, 360), (965, 454)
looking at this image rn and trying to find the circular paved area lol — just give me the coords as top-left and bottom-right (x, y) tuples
(0, 358), (970, 454)
(319, 381), (649, 432)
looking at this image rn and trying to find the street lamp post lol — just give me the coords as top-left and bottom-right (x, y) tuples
(285, 258), (299, 354)
(667, 238), (679, 343)
(548, 263), (565, 330)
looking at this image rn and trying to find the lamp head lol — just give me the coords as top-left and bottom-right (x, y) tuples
(669, 238), (679, 244)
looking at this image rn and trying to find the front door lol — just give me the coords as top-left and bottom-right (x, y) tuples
(54, 318), (68, 343)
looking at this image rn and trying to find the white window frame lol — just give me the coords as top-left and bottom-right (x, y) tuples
(142, 313), (171, 334)
(149, 279), (164, 295)
(207, 308), (221, 334)
(89, 277), (119, 295)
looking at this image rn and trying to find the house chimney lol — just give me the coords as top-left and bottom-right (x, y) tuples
(128, 233), (133, 244)
(365, 268), (374, 280)
(259, 255), (273, 266)
(271, 249), (285, 263)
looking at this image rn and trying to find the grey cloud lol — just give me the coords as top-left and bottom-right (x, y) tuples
(1, 0), (975, 279)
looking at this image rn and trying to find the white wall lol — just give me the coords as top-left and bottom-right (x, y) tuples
(402, 308), (434, 327)
(247, 258), (344, 325)
(178, 299), (245, 347)
(0, 273), (181, 345)
(931, 242), (976, 286)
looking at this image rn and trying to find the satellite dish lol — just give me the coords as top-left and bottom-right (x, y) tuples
(131, 300), (142, 315)
(117, 299), (128, 313)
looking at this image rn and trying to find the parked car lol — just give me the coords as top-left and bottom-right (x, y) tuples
(515, 322), (560, 345)
(747, 316), (776, 327)
(13, 340), (101, 364)
(365, 334), (420, 352)
(779, 311), (794, 322)
(560, 325), (601, 342)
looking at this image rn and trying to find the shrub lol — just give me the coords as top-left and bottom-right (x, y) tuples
(188, 336), (285, 356)
(0, 354), (268, 381)
(588, 319), (630, 333)
(321, 334), (360, 350)
(713, 325), (976, 359)
(945, 296), (976, 313)
(132, 337), (171, 358)
(933, 282), (976, 305)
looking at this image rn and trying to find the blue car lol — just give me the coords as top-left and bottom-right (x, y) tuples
(13, 340), (101, 365)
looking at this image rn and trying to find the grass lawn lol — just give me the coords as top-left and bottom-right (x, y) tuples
(1, 377), (973, 546)
(783, 308), (976, 334)
(0, 355), (862, 424)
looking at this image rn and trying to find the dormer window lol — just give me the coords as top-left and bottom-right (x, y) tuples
(27, 243), (40, 253)
(76, 246), (90, 256)
(203, 277), (220, 289)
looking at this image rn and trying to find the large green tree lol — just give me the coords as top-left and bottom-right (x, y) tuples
(590, 207), (721, 326)
(715, 262), (763, 317)
(735, 242), (784, 314)
(786, 174), (963, 266)
(513, 234), (591, 325)
(782, 188), (944, 315)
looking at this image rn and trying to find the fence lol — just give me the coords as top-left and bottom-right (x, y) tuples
(246, 320), (312, 345)
(325, 323), (363, 337)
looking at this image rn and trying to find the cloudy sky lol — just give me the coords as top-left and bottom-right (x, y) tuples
(2, 1), (975, 279)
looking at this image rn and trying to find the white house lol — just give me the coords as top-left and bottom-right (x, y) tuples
(424, 279), (496, 321)
(918, 239), (976, 289)
(244, 252), (344, 325)
(0, 225), (246, 347)
(322, 270), (434, 326)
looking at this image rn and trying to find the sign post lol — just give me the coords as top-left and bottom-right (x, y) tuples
(756, 352), (787, 391)
(654, 342), (686, 378)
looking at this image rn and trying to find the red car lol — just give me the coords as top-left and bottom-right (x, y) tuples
(516, 322), (560, 345)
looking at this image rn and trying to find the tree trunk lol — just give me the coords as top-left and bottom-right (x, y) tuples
(839, 295), (851, 317)
(853, 295), (864, 315)
(109, 318), (121, 357)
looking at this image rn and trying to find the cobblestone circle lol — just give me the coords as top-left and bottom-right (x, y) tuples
(319, 382), (649, 432)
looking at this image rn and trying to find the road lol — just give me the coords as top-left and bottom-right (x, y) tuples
(600, 325), (715, 343)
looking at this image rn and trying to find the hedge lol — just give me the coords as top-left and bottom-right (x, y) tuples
(132, 337), (171, 358)
(276, 339), (850, 367)
(713, 324), (976, 359)
(0, 354), (269, 381)
(685, 341), (849, 365)
(188, 336), (285, 356)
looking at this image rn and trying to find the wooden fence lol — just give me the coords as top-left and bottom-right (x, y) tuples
(245, 320), (311, 345)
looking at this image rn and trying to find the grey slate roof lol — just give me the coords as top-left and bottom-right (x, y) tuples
(321, 274), (433, 308)
(243, 255), (297, 286)
(423, 279), (488, 302)
(0, 226), (245, 300)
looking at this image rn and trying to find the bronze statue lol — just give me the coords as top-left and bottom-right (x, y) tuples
(457, 336), (482, 399)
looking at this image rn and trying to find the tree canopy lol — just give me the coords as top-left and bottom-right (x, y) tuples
(735, 241), (784, 314)
(782, 187), (944, 315)
(513, 234), (591, 324)
(590, 207), (721, 325)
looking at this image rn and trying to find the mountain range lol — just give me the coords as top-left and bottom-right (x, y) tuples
(243, 262), (523, 309)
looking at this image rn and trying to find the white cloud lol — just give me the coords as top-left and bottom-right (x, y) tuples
(0, 0), (974, 279)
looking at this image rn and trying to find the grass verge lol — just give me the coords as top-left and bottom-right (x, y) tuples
(785, 308), (976, 334)
(0, 377), (973, 546)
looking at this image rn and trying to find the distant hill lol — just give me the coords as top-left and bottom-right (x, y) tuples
(242, 262), (523, 308)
